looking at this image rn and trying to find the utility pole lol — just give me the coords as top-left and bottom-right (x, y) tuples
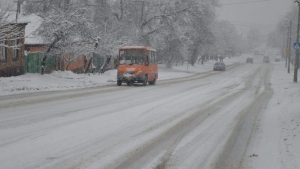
(285, 25), (289, 68)
(288, 20), (292, 73)
(282, 29), (286, 62)
(294, 0), (300, 83)
(15, 0), (20, 22)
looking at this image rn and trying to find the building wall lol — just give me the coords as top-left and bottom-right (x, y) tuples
(64, 55), (85, 73)
(26, 45), (46, 53)
(0, 24), (26, 77)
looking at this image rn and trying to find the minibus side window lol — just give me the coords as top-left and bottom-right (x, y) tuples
(146, 50), (151, 65)
(150, 51), (156, 63)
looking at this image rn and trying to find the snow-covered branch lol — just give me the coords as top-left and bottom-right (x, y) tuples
(0, 6), (25, 49)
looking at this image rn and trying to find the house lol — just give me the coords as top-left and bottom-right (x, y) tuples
(20, 14), (89, 73)
(1, 11), (114, 75)
(0, 21), (28, 77)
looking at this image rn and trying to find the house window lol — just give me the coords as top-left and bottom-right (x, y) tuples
(12, 36), (19, 61)
(0, 39), (7, 62)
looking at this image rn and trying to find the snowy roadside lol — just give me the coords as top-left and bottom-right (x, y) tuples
(243, 61), (300, 169)
(0, 56), (240, 96)
(1, 52), (299, 168)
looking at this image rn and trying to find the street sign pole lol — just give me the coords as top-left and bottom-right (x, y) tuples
(286, 27), (289, 68)
(294, 1), (300, 83)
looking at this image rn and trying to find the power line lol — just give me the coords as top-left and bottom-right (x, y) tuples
(221, 0), (270, 6)
(229, 21), (276, 27)
(231, 23), (276, 29)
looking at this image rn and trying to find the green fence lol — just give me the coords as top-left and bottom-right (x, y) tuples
(25, 53), (105, 74)
(25, 53), (56, 73)
(93, 53), (104, 73)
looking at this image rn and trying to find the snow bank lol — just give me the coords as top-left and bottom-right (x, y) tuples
(0, 57), (239, 96)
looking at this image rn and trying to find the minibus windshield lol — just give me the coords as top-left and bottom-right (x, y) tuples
(119, 49), (145, 65)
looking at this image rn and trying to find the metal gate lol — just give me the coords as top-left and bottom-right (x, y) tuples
(25, 53), (42, 73)
(93, 53), (104, 73)
(25, 53), (56, 73)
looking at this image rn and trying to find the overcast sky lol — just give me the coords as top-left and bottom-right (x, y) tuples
(0, 0), (295, 36)
(217, 0), (295, 35)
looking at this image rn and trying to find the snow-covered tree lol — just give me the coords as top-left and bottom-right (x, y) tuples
(111, 0), (219, 67)
(246, 28), (262, 51)
(21, 0), (220, 71)
(268, 5), (297, 52)
(23, 0), (96, 72)
(181, 1), (216, 65)
(211, 20), (246, 58)
(23, 0), (131, 73)
(37, 2), (95, 71)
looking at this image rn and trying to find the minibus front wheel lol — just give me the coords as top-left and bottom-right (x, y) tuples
(143, 76), (148, 86)
(117, 80), (122, 86)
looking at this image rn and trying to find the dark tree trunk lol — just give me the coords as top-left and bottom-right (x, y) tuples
(41, 35), (62, 74)
(84, 57), (93, 74)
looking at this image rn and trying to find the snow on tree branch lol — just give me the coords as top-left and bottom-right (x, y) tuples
(0, 6), (25, 49)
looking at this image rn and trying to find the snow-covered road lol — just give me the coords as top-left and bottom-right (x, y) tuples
(0, 57), (277, 169)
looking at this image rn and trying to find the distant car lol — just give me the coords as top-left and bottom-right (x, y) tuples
(263, 56), (269, 63)
(246, 58), (253, 63)
(275, 58), (281, 62)
(213, 62), (226, 71)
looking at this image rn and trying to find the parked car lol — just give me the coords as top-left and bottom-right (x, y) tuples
(213, 62), (226, 71)
(246, 58), (253, 63)
(263, 56), (269, 63)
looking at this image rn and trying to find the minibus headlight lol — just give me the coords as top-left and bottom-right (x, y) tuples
(137, 70), (143, 75)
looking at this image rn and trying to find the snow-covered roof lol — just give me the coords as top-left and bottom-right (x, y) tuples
(1, 9), (45, 45)
(20, 14), (46, 45)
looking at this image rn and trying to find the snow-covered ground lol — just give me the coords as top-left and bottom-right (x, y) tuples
(0, 53), (299, 168)
(243, 59), (300, 169)
(0, 57), (235, 96)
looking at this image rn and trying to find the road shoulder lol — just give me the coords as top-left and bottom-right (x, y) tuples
(242, 63), (300, 169)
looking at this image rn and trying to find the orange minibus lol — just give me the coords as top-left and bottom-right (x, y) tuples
(117, 46), (158, 86)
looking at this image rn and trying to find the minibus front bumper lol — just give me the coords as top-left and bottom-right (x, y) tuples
(118, 74), (146, 83)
